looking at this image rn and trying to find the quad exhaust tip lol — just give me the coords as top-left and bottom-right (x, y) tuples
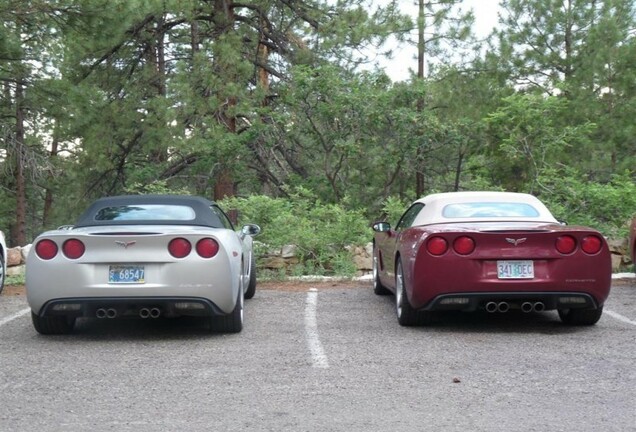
(96, 308), (118, 319)
(486, 301), (546, 313)
(139, 308), (161, 319)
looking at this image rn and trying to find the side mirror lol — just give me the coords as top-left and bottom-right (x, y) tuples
(241, 224), (262, 237)
(372, 222), (391, 233)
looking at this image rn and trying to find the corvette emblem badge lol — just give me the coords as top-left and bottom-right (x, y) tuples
(115, 241), (137, 249)
(505, 238), (527, 246)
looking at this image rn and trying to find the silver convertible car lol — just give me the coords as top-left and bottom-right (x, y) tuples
(26, 195), (261, 335)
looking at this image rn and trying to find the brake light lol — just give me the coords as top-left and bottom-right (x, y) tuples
(62, 239), (85, 259)
(168, 238), (192, 258)
(453, 236), (475, 255)
(35, 239), (58, 260)
(427, 236), (448, 256)
(581, 235), (602, 255)
(196, 238), (219, 258)
(556, 235), (577, 254)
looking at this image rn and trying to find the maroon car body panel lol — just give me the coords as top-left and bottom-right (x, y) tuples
(374, 200), (612, 313)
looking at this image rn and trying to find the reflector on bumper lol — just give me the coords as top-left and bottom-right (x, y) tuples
(439, 298), (470, 305)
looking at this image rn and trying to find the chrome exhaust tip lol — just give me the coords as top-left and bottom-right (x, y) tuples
(497, 302), (510, 313)
(139, 308), (150, 319)
(521, 302), (534, 313)
(533, 302), (546, 312)
(96, 308), (107, 319)
(150, 308), (161, 319)
(485, 302), (498, 313)
(106, 308), (117, 319)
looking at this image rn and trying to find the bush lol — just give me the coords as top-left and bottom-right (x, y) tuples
(220, 188), (371, 275)
(538, 169), (636, 238)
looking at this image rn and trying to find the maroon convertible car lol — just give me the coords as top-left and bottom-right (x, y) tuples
(372, 192), (612, 326)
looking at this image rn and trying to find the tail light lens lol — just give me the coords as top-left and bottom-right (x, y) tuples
(196, 238), (219, 258)
(35, 239), (58, 260)
(581, 235), (603, 255)
(168, 238), (192, 258)
(453, 236), (475, 255)
(62, 239), (85, 259)
(427, 236), (448, 256)
(556, 235), (577, 254)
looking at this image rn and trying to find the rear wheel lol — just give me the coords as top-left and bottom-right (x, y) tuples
(211, 276), (244, 333)
(558, 306), (603, 325)
(395, 260), (421, 326)
(372, 247), (390, 296)
(31, 312), (75, 335)
(244, 254), (257, 300)
(0, 255), (4, 295)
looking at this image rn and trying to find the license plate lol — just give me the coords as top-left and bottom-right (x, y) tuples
(497, 260), (534, 279)
(109, 265), (145, 284)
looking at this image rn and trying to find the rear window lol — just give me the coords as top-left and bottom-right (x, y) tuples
(94, 205), (196, 221)
(442, 202), (540, 218)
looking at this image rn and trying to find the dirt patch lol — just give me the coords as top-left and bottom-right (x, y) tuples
(0, 280), (371, 297)
(1, 285), (25, 296)
(258, 279), (371, 292)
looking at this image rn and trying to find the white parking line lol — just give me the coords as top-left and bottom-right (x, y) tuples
(305, 289), (329, 369)
(0, 308), (30, 327)
(605, 310), (636, 326)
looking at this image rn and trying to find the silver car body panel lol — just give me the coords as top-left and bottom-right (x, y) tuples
(26, 224), (250, 314)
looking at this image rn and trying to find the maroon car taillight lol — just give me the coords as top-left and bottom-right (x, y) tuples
(581, 235), (603, 255)
(62, 239), (85, 259)
(427, 236), (448, 256)
(168, 238), (192, 258)
(196, 238), (219, 258)
(35, 239), (58, 260)
(556, 235), (577, 254)
(453, 236), (475, 255)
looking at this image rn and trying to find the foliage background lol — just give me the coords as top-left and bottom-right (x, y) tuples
(1, 0), (634, 274)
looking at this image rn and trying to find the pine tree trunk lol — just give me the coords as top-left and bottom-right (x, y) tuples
(14, 81), (27, 246)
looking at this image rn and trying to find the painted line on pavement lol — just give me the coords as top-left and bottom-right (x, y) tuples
(605, 309), (636, 327)
(0, 308), (30, 327)
(305, 288), (329, 368)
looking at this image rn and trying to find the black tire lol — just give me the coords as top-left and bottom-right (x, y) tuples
(244, 254), (257, 300)
(31, 312), (75, 335)
(210, 286), (244, 333)
(558, 306), (604, 325)
(395, 260), (421, 326)
(372, 246), (390, 296)
(0, 255), (5, 296)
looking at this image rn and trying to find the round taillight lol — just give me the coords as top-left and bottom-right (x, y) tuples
(196, 238), (219, 258)
(62, 239), (85, 259)
(453, 236), (475, 255)
(581, 235), (602, 255)
(168, 238), (192, 258)
(427, 236), (448, 256)
(556, 235), (577, 254)
(35, 239), (58, 260)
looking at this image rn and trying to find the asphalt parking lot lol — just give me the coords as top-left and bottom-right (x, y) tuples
(1, 279), (635, 431)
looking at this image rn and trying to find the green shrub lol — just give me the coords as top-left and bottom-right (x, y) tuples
(220, 188), (371, 275)
(380, 196), (411, 226)
(538, 169), (636, 238)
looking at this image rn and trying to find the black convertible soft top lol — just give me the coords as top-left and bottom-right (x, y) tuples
(74, 195), (227, 228)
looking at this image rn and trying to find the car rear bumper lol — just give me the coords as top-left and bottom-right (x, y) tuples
(422, 292), (600, 312)
(35, 296), (229, 319)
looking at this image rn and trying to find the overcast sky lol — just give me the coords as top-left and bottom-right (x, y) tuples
(374, 0), (502, 81)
